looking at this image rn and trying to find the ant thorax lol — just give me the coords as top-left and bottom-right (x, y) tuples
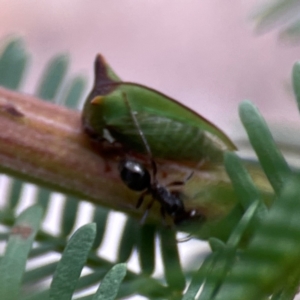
(149, 182), (184, 217)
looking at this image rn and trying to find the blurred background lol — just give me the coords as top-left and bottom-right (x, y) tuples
(1, 0), (300, 299)
(1, 0), (300, 136)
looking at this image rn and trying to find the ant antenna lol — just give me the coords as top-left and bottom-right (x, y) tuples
(122, 92), (157, 179)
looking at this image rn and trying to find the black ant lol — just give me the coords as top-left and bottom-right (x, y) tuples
(119, 158), (196, 224)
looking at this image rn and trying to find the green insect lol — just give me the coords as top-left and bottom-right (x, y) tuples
(82, 54), (236, 167)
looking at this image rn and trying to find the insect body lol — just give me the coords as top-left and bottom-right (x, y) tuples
(82, 54), (236, 168)
(119, 159), (199, 225)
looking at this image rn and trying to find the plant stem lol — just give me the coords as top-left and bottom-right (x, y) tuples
(0, 87), (272, 235)
(0, 87), (138, 216)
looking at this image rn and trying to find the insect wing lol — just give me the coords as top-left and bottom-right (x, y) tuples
(106, 111), (226, 164)
(100, 83), (235, 164)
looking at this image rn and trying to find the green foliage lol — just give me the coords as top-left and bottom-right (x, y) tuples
(93, 264), (127, 300)
(0, 205), (43, 300)
(292, 62), (300, 110)
(183, 92), (300, 299)
(0, 37), (28, 89)
(254, 0), (300, 42)
(49, 224), (97, 300)
(239, 101), (291, 195)
(1, 36), (300, 299)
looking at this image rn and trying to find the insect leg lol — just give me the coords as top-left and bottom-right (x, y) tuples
(166, 181), (185, 187)
(136, 190), (148, 208)
(122, 92), (152, 156)
(166, 172), (194, 188)
(122, 92), (157, 180)
(140, 198), (155, 225)
(150, 159), (157, 180)
(160, 206), (170, 227)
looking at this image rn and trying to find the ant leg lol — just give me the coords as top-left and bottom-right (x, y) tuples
(136, 191), (148, 208)
(150, 159), (157, 181)
(177, 234), (193, 243)
(166, 180), (185, 187)
(140, 198), (155, 225)
(122, 92), (153, 157)
(185, 171), (194, 181)
(166, 172), (194, 188)
(160, 206), (169, 227)
(122, 92), (157, 182)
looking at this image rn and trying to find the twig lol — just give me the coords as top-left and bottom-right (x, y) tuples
(0, 87), (140, 216)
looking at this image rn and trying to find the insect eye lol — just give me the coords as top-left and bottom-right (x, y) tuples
(119, 160), (151, 191)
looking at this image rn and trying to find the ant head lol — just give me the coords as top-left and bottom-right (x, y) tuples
(119, 159), (151, 191)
